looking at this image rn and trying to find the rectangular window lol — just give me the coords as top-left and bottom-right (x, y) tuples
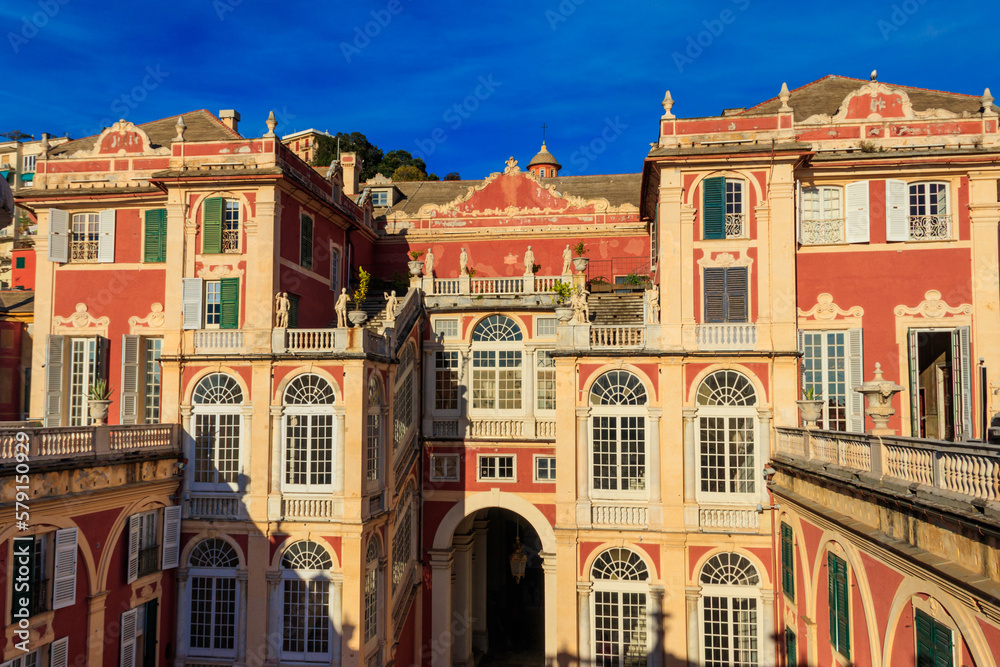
(205, 281), (222, 327)
(703, 267), (748, 323)
(472, 350), (523, 411)
(434, 351), (459, 411)
(534, 456), (555, 481)
(134, 511), (159, 579)
(801, 329), (864, 432)
(143, 338), (162, 423)
(536, 350), (556, 411)
(300, 214), (313, 270)
(14, 256), (25, 269)
(23, 155), (36, 172)
(908, 182), (951, 240)
(535, 317), (558, 337)
(800, 186), (844, 244)
(70, 213), (100, 262)
(785, 626), (798, 667)
(68, 338), (97, 426)
(143, 209), (167, 262)
(703, 177), (744, 239)
(698, 416), (755, 497)
(592, 416), (646, 493)
(828, 552), (850, 659)
(429, 453), (459, 481)
(781, 522), (795, 600)
(371, 190), (389, 206)
(478, 455), (515, 481)
(329, 246), (341, 293)
(433, 318), (459, 340)
(222, 200), (240, 252)
(915, 608), (953, 667)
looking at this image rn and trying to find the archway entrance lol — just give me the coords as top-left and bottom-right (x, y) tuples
(429, 491), (557, 667)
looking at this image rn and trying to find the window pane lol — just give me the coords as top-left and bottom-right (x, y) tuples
(144, 338), (162, 423)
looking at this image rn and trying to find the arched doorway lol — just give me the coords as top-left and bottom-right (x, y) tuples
(429, 491), (557, 667)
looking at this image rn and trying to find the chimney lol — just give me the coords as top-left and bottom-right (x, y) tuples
(219, 110), (241, 134)
(341, 152), (362, 195)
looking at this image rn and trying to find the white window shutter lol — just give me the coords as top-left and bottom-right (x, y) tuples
(953, 326), (973, 440)
(120, 608), (138, 667)
(161, 505), (181, 570)
(44, 335), (65, 428)
(49, 637), (69, 667)
(127, 514), (140, 583)
(97, 209), (116, 263)
(52, 528), (78, 609)
(120, 335), (142, 425)
(182, 278), (204, 330)
(908, 329), (920, 435)
(848, 328), (864, 433)
(885, 179), (909, 241)
(844, 181), (870, 243)
(48, 208), (69, 263)
(795, 180), (803, 245)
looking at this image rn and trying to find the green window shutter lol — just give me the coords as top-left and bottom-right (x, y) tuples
(704, 267), (726, 323)
(220, 277), (239, 329)
(828, 553), (838, 652)
(300, 215), (313, 270)
(726, 267), (748, 323)
(781, 523), (795, 600)
(702, 176), (725, 239)
(144, 209), (166, 262)
(785, 626), (798, 667)
(915, 609), (953, 667)
(828, 553), (850, 658)
(202, 197), (223, 254)
(287, 293), (300, 328)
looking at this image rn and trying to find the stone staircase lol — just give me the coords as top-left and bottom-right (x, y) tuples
(328, 295), (394, 329)
(588, 292), (644, 325)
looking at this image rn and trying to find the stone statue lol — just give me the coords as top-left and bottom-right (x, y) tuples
(335, 288), (350, 328)
(561, 244), (572, 275)
(459, 247), (469, 275)
(425, 248), (434, 276)
(523, 245), (535, 276)
(572, 287), (590, 324)
(384, 290), (399, 324)
(646, 285), (660, 324)
(275, 291), (290, 328)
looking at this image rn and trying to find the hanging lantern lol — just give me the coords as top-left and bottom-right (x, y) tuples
(509, 521), (527, 583)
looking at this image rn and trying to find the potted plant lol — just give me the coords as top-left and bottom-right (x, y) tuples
(549, 281), (576, 322)
(407, 250), (424, 277)
(796, 386), (824, 429)
(88, 379), (113, 425)
(623, 270), (651, 291)
(588, 276), (613, 293)
(349, 266), (371, 326)
(572, 241), (590, 272)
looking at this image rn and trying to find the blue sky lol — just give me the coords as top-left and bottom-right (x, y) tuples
(2, 0), (997, 179)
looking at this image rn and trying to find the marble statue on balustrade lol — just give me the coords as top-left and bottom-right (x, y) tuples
(384, 291), (399, 325)
(335, 288), (350, 328)
(523, 245), (535, 276)
(562, 244), (572, 275)
(646, 285), (660, 324)
(572, 287), (590, 324)
(459, 247), (469, 275)
(424, 249), (434, 276)
(275, 292), (290, 328)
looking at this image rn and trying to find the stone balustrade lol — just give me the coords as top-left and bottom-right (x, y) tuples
(0, 423), (180, 464)
(695, 323), (757, 351)
(698, 507), (760, 532)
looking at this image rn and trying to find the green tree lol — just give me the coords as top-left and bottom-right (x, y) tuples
(375, 149), (427, 179)
(311, 132), (384, 180)
(444, 172), (461, 181)
(0, 131), (32, 142)
(391, 164), (425, 182)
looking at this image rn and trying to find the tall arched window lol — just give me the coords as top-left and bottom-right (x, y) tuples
(364, 539), (383, 652)
(591, 547), (650, 666)
(471, 315), (523, 412)
(188, 538), (240, 659)
(392, 482), (415, 590)
(366, 374), (382, 493)
(282, 374), (336, 493)
(699, 553), (762, 667)
(393, 343), (415, 451)
(696, 370), (758, 503)
(192, 373), (244, 491)
(281, 540), (334, 662)
(590, 370), (649, 497)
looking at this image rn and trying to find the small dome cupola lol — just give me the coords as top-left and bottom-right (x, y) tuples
(527, 142), (561, 178)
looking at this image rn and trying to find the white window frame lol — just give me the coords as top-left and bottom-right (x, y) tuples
(433, 350), (460, 414)
(697, 555), (764, 667)
(190, 374), (245, 494)
(393, 343), (416, 451)
(329, 244), (342, 293)
(391, 484), (415, 594)
(535, 317), (558, 338)
(433, 318), (460, 340)
(365, 376), (383, 495)
(221, 199), (241, 253)
(280, 542), (334, 663)
(906, 181), (951, 241)
(371, 190), (389, 206)
(363, 540), (383, 655)
(69, 212), (100, 263)
(798, 185), (844, 245)
(204, 280), (222, 329)
(143, 338), (162, 424)
(186, 539), (240, 660)
(590, 548), (651, 666)
(695, 371), (759, 505)
(22, 154), (36, 173)
(281, 374), (337, 494)
(589, 371), (649, 500)
(429, 453), (459, 482)
(533, 455), (556, 482)
(535, 349), (556, 414)
(724, 178), (745, 238)
(799, 329), (864, 432)
(477, 454), (516, 482)
(68, 337), (97, 427)
(470, 316), (524, 416)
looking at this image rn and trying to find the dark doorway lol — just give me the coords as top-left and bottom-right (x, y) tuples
(912, 330), (955, 439)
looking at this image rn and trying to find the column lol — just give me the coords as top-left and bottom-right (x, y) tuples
(682, 408), (698, 527)
(451, 534), (474, 667)
(173, 571), (188, 667)
(761, 589), (776, 667)
(86, 590), (109, 667)
(647, 407), (662, 526)
(427, 548), (454, 667)
(334, 406), (346, 494)
(648, 585), (665, 667)
(575, 406), (591, 525)
(523, 348), (536, 437)
(267, 405), (283, 519)
(236, 571), (248, 665)
(471, 520), (490, 654)
(265, 572), (282, 665)
(685, 586), (700, 665)
(577, 582), (593, 665)
(540, 552), (558, 667)
(757, 408), (772, 504)
(331, 574), (344, 667)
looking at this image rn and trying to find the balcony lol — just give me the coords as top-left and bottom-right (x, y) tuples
(800, 217), (845, 245)
(0, 423), (180, 464)
(695, 323), (757, 351)
(137, 545), (160, 578)
(272, 327), (389, 357)
(908, 214), (951, 240)
(430, 418), (556, 440)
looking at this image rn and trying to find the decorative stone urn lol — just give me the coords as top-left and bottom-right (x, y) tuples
(796, 399), (824, 429)
(855, 362), (904, 435)
(572, 256), (590, 273)
(89, 400), (112, 425)
(407, 260), (424, 277)
(554, 306), (574, 323)
(348, 310), (368, 327)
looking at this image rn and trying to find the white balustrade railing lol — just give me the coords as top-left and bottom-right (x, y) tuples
(193, 329), (244, 352)
(1, 424), (179, 463)
(592, 504), (648, 526)
(535, 420), (557, 438)
(283, 497), (336, 520)
(471, 276), (526, 295)
(432, 420), (460, 438)
(591, 325), (645, 348)
(187, 495), (242, 519)
(774, 427), (1000, 503)
(109, 425), (175, 450)
(287, 329), (337, 351)
(470, 419), (523, 438)
(696, 323), (757, 351)
(433, 279), (461, 295)
(699, 507), (760, 531)
(534, 276), (561, 292)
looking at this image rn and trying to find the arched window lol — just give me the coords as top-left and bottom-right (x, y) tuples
(471, 315), (523, 412)
(699, 553), (762, 667)
(282, 374), (336, 493)
(589, 370), (648, 497)
(366, 374), (382, 492)
(191, 373), (244, 492)
(188, 539), (240, 659)
(696, 370), (758, 503)
(392, 482), (415, 589)
(364, 539), (382, 651)
(393, 343), (415, 450)
(280, 540), (334, 662)
(591, 548), (649, 666)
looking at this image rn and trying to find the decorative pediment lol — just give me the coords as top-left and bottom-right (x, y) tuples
(798, 293), (863, 320)
(54, 303), (109, 329)
(799, 81), (960, 125)
(129, 303), (165, 331)
(369, 173), (392, 185)
(64, 120), (170, 158)
(197, 264), (245, 280)
(894, 290), (972, 318)
(697, 250), (753, 269)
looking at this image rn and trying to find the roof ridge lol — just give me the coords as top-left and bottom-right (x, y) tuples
(743, 74), (846, 113)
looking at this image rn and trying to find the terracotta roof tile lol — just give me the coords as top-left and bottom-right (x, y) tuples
(49, 110), (239, 157)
